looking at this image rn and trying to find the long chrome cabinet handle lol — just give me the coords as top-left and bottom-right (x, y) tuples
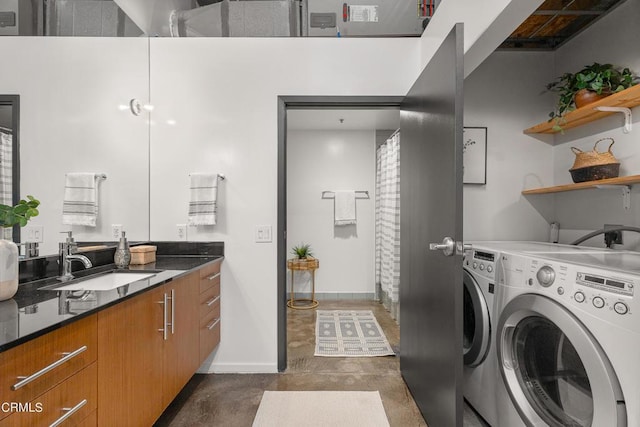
(170, 289), (175, 335)
(49, 399), (87, 427)
(158, 293), (168, 340)
(206, 295), (221, 307)
(207, 318), (220, 330)
(207, 272), (221, 281)
(11, 346), (88, 391)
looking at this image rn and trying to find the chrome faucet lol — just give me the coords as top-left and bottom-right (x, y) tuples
(59, 231), (93, 281)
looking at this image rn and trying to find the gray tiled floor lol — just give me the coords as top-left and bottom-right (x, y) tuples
(155, 300), (489, 426)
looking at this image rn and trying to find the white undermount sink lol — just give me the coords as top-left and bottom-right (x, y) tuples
(52, 271), (156, 291)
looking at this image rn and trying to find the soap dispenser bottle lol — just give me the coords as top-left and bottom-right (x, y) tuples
(114, 231), (131, 269)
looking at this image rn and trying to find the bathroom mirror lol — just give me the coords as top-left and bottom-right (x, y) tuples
(0, 95), (20, 243)
(2, 38), (151, 256)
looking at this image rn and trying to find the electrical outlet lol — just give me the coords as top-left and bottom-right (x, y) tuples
(604, 224), (623, 245)
(23, 226), (44, 243)
(177, 224), (187, 241)
(255, 225), (272, 243)
(112, 224), (123, 240)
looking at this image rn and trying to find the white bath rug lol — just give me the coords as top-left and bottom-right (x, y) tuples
(252, 391), (390, 427)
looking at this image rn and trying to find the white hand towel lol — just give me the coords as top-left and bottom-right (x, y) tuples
(188, 173), (218, 226)
(334, 191), (357, 226)
(62, 173), (98, 227)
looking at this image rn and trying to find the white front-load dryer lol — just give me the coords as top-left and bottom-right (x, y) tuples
(496, 251), (632, 427)
(463, 246), (499, 426)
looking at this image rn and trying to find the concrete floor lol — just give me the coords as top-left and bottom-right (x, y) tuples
(155, 300), (488, 426)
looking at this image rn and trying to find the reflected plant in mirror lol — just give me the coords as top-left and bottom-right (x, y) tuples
(0, 196), (39, 301)
(0, 195), (40, 228)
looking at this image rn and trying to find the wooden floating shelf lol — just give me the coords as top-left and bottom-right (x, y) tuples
(524, 85), (640, 135)
(522, 175), (640, 195)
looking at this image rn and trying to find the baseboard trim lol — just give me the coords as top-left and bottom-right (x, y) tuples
(197, 362), (279, 374)
(287, 292), (376, 301)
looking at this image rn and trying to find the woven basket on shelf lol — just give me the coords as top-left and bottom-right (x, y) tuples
(569, 137), (620, 183)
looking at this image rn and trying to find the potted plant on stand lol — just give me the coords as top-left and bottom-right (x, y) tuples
(0, 196), (40, 301)
(289, 242), (318, 269)
(546, 62), (637, 131)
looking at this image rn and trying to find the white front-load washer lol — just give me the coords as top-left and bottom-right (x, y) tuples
(462, 246), (499, 426)
(495, 251), (635, 427)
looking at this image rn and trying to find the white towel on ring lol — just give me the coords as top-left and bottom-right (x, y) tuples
(188, 173), (218, 226)
(334, 191), (356, 226)
(62, 173), (98, 227)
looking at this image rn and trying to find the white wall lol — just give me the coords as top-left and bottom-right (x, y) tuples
(0, 38), (150, 255)
(548, 0), (640, 249)
(463, 51), (555, 241)
(287, 130), (376, 297)
(148, 38), (419, 373)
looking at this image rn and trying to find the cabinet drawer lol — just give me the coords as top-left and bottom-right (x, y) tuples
(199, 283), (220, 311)
(199, 317), (221, 363)
(199, 269), (220, 294)
(199, 300), (221, 329)
(0, 362), (97, 427)
(199, 260), (221, 280)
(0, 316), (97, 413)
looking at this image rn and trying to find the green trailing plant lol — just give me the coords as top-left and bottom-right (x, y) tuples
(291, 243), (313, 259)
(546, 62), (637, 131)
(0, 196), (40, 228)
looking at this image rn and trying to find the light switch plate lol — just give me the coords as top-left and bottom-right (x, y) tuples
(255, 225), (272, 243)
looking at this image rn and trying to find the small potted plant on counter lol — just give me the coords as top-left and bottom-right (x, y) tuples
(546, 62), (637, 131)
(0, 196), (40, 301)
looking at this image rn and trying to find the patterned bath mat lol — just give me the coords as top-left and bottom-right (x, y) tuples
(314, 310), (395, 357)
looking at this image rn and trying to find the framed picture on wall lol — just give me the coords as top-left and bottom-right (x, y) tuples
(463, 127), (487, 185)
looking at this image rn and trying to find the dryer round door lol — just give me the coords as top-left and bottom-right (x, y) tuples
(497, 294), (626, 427)
(463, 269), (491, 367)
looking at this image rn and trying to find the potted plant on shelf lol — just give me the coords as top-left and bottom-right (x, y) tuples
(0, 196), (40, 301)
(546, 62), (637, 131)
(291, 242), (313, 260)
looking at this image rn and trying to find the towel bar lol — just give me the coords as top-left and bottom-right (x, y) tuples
(321, 190), (369, 199)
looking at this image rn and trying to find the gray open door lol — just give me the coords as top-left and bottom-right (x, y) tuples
(399, 23), (464, 427)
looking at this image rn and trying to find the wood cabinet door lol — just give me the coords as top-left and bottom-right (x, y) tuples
(162, 272), (200, 408)
(97, 286), (164, 427)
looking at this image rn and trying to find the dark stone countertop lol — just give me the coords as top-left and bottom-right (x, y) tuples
(0, 255), (223, 353)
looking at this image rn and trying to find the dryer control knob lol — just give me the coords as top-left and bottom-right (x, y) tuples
(479, 264), (485, 271)
(487, 266), (493, 273)
(593, 296), (605, 309)
(574, 292), (585, 303)
(536, 266), (556, 287)
(473, 262), (478, 269)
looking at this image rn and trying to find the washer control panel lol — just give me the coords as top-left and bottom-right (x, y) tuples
(576, 272), (634, 297)
(502, 252), (637, 327)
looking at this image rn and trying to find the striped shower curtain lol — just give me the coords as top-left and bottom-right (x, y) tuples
(0, 131), (12, 206)
(375, 131), (400, 322)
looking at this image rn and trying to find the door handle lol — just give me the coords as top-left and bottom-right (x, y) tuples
(429, 237), (455, 256)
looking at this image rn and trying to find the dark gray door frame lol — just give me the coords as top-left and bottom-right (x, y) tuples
(277, 96), (404, 371)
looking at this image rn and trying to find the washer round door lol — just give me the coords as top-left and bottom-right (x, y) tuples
(463, 269), (491, 367)
(497, 294), (626, 427)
